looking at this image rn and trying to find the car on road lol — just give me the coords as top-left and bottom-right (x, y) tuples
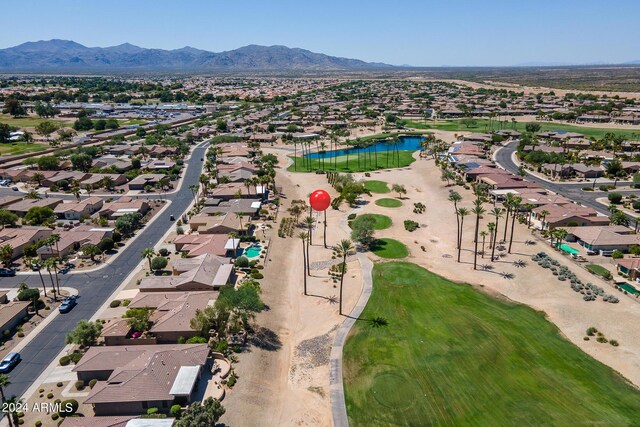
(58, 296), (78, 313)
(0, 268), (16, 277)
(169, 215), (175, 221)
(11, 186), (18, 191)
(0, 352), (21, 373)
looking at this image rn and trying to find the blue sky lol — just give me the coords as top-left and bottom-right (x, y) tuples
(3, 0), (639, 66)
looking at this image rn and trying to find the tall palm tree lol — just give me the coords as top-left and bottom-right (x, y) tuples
(539, 209), (550, 231)
(333, 239), (355, 315)
(487, 222), (496, 249)
(472, 200), (486, 270)
(43, 258), (58, 301)
(141, 247), (155, 270)
(305, 216), (314, 246)
(71, 187), (81, 202)
(48, 234), (61, 258)
(489, 207), (503, 262)
(4, 395), (23, 427)
(448, 191), (462, 249)
(480, 230), (488, 258)
(502, 193), (516, 242)
(508, 197), (522, 253)
(0, 374), (10, 405)
(29, 258), (47, 299)
(298, 232), (308, 295)
(456, 207), (470, 262)
(235, 213), (244, 234)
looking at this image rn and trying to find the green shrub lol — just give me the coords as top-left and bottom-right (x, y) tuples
(251, 272), (264, 279)
(51, 413), (59, 421)
(215, 340), (228, 353)
(347, 213), (357, 220)
(88, 379), (97, 389)
(227, 375), (237, 387)
(109, 300), (121, 308)
(74, 380), (85, 391)
(59, 356), (70, 366)
(58, 399), (79, 417)
(35, 421), (42, 427)
(147, 407), (158, 416)
(122, 299), (130, 307)
(235, 256), (249, 268)
(610, 339), (619, 346)
(158, 248), (170, 257)
(185, 336), (207, 344)
(47, 393), (54, 399)
(170, 404), (182, 418)
(612, 250), (624, 259)
(404, 220), (419, 232)
(69, 353), (83, 363)
(17, 288), (40, 302)
(56, 382), (63, 387)
(586, 327), (597, 336)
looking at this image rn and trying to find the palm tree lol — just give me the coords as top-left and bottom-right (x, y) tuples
(456, 207), (470, 262)
(508, 197), (522, 253)
(333, 239), (355, 315)
(48, 234), (61, 258)
(189, 184), (199, 203)
(448, 191), (462, 249)
(0, 374), (10, 405)
(472, 200), (486, 270)
(480, 230), (488, 258)
(539, 209), (550, 231)
(489, 207), (504, 262)
(305, 216), (314, 246)
(141, 247), (155, 270)
(487, 222), (496, 249)
(298, 232), (308, 295)
(235, 213), (244, 234)
(71, 186), (81, 202)
(29, 258), (47, 299)
(32, 172), (44, 187)
(82, 244), (100, 261)
(4, 395), (23, 427)
(502, 193), (516, 242)
(43, 258), (58, 301)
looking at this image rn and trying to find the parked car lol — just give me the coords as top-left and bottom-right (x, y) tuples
(58, 296), (78, 313)
(11, 186), (18, 191)
(169, 215), (175, 221)
(0, 352), (21, 373)
(0, 269), (16, 277)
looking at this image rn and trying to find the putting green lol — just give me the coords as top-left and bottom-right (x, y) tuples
(375, 198), (402, 208)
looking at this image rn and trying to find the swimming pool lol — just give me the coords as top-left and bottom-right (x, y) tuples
(556, 243), (580, 255)
(243, 243), (262, 258)
(615, 282), (640, 295)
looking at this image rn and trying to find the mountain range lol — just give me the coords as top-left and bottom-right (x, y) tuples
(0, 39), (393, 72)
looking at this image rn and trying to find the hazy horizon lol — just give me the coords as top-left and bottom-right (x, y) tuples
(4, 0), (640, 67)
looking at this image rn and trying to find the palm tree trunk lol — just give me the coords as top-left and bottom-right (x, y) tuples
(339, 254), (347, 315)
(47, 269), (57, 301)
(323, 210), (327, 249)
(306, 235), (310, 275)
(37, 270), (47, 300)
(473, 216), (480, 269)
(508, 214), (517, 253)
(503, 208), (510, 242)
(457, 217), (464, 262)
(294, 141), (297, 171)
(301, 239), (307, 295)
(482, 235), (486, 258)
(491, 217), (500, 261)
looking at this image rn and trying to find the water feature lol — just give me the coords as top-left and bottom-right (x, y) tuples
(304, 136), (423, 159)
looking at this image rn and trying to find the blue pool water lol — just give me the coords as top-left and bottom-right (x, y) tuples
(243, 243), (262, 258)
(304, 136), (423, 159)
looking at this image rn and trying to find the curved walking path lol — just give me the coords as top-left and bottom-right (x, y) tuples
(329, 204), (374, 427)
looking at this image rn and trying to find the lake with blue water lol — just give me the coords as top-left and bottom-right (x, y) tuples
(304, 136), (423, 159)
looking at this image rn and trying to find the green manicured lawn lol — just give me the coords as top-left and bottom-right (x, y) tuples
(375, 198), (403, 208)
(405, 119), (640, 140)
(0, 142), (48, 156)
(344, 262), (640, 426)
(587, 264), (613, 279)
(287, 150), (416, 173)
(0, 114), (69, 129)
(350, 214), (392, 231)
(369, 238), (408, 258)
(119, 119), (147, 126)
(363, 180), (390, 193)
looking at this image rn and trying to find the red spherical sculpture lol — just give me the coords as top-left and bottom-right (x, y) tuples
(309, 190), (331, 211)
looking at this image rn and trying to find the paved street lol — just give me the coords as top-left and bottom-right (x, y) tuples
(495, 141), (640, 218)
(0, 141), (208, 400)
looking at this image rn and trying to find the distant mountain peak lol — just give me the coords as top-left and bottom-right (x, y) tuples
(0, 39), (392, 72)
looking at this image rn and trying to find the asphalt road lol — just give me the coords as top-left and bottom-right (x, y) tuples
(0, 141), (208, 400)
(495, 141), (640, 218)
